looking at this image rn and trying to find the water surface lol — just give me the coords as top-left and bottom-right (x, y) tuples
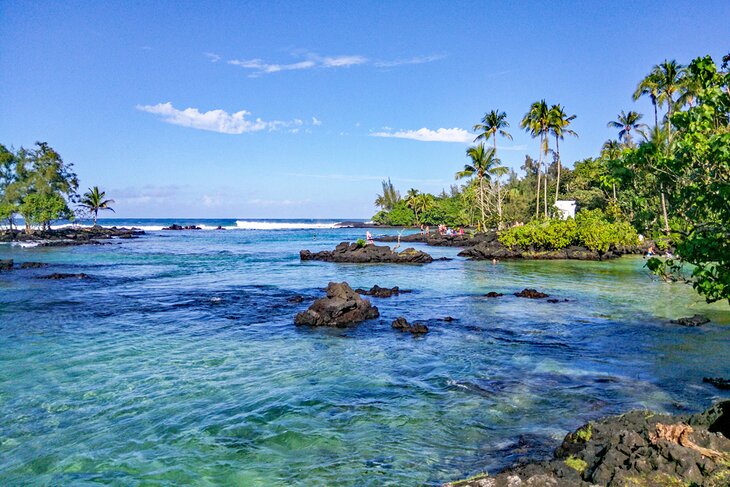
(1, 220), (728, 485)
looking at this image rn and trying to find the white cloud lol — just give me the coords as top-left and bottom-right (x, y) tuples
(374, 54), (446, 68)
(204, 52), (221, 63)
(226, 51), (440, 76)
(321, 55), (368, 67)
(370, 127), (473, 143)
(312, 117), (322, 126)
(136, 102), (300, 134)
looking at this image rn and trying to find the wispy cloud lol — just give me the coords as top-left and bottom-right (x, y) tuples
(204, 52), (221, 63)
(374, 54), (446, 68)
(136, 102), (309, 134)
(283, 172), (448, 185)
(226, 51), (442, 77)
(248, 198), (311, 206)
(370, 127), (473, 143)
(312, 117), (322, 126)
(370, 127), (527, 149)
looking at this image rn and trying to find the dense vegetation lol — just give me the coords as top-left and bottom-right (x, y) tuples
(0, 142), (112, 232)
(373, 53), (729, 303)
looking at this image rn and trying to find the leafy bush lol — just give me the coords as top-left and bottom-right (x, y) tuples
(499, 209), (639, 253)
(355, 238), (367, 248)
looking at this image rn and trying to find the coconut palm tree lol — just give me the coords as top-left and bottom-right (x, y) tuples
(404, 188), (421, 223)
(455, 144), (500, 230)
(548, 104), (577, 204)
(79, 186), (114, 226)
(520, 100), (551, 218)
(412, 193), (434, 223)
(473, 110), (513, 151)
(473, 110), (512, 225)
(633, 67), (661, 127)
(607, 110), (648, 147)
(654, 59), (685, 137)
(374, 178), (400, 210)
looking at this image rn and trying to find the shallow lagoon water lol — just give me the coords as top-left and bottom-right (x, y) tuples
(1, 220), (728, 485)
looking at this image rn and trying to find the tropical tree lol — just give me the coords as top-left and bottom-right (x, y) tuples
(455, 144), (501, 230)
(473, 110), (512, 225)
(411, 193), (434, 223)
(79, 186), (115, 225)
(520, 100), (551, 217)
(607, 110), (648, 147)
(655, 59), (685, 137)
(374, 178), (401, 211)
(404, 188), (421, 223)
(548, 104), (577, 204)
(633, 67), (661, 127)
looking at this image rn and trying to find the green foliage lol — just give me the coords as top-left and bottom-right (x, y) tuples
(564, 455), (588, 474)
(498, 210), (639, 253)
(355, 238), (367, 248)
(20, 192), (72, 226)
(0, 142), (79, 231)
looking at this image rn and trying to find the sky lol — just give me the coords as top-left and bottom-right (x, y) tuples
(1, 1), (728, 219)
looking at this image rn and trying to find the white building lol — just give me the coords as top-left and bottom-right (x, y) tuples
(554, 200), (577, 219)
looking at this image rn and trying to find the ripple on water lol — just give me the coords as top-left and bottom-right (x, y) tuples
(0, 229), (728, 485)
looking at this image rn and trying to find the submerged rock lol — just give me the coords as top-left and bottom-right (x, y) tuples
(444, 400), (730, 487)
(287, 295), (305, 303)
(162, 224), (201, 230)
(484, 292), (504, 298)
(20, 262), (49, 269)
(514, 289), (549, 299)
(391, 317), (429, 335)
(0, 259), (13, 271)
(39, 273), (90, 280)
(671, 314), (710, 327)
(355, 285), (411, 297)
(294, 282), (379, 327)
(703, 377), (730, 390)
(300, 242), (434, 264)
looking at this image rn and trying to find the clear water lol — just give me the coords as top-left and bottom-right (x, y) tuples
(1, 219), (728, 486)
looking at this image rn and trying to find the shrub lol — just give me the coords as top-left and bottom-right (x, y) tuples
(498, 210), (639, 253)
(355, 238), (367, 248)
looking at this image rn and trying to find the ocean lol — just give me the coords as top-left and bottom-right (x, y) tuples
(1, 218), (728, 485)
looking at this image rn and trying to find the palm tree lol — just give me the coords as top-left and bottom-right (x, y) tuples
(654, 59), (685, 138)
(374, 178), (400, 210)
(79, 186), (114, 226)
(473, 110), (512, 226)
(600, 140), (623, 200)
(640, 126), (672, 234)
(455, 144), (500, 230)
(607, 110), (648, 147)
(520, 100), (551, 217)
(600, 139), (622, 160)
(548, 104), (577, 204)
(412, 193), (434, 223)
(633, 67), (661, 127)
(404, 188), (421, 223)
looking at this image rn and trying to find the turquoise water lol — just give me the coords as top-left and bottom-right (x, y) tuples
(1, 219), (728, 486)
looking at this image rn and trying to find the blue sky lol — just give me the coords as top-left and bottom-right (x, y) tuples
(1, 1), (728, 218)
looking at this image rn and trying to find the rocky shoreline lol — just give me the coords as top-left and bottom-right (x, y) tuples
(301, 242), (437, 264)
(0, 227), (145, 247)
(376, 230), (647, 261)
(444, 401), (729, 487)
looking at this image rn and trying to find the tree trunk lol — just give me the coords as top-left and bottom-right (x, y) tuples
(554, 136), (561, 205)
(660, 190), (670, 235)
(652, 98), (658, 128)
(494, 136), (502, 227)
(479, 176), (486, 230)
(535, 135), (542, 219)
(667, 99), (673, 140)
(93, 211), (97, 226)
(542, 135), (550, 218)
